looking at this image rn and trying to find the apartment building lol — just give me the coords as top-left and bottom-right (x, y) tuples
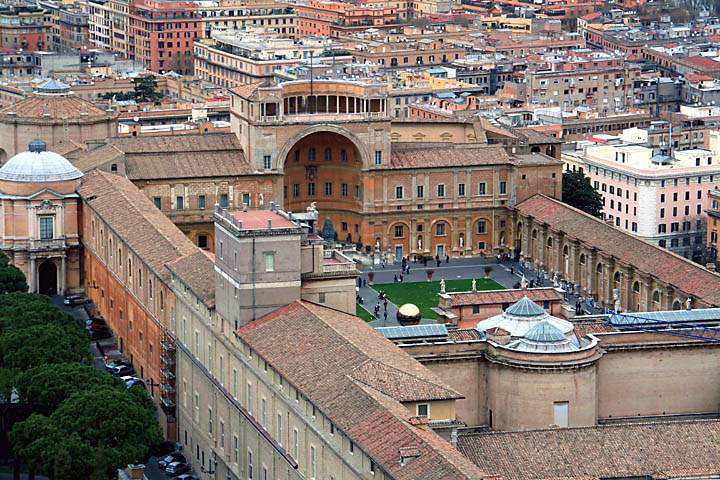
(581, 141), (720, 260)
(194, 31), (331, 88)
(196, 0), (297, 38)
(129, 0), (202, 74)
(523, 51), (640, 113)
(707, 188), (720, 267)
(295, 0), (401, 38)
(0, 5), (50, 52)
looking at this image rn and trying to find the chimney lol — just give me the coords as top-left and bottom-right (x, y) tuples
(267, 218), (272, 229)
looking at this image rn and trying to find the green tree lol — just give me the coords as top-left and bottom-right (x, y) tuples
(562, 170), (604, 218)
(0, 292), (83, 335)
(11, 387), (162, 479)
(133, 76), (163, 103)
(16, 363), (121, 411)
(0, 323), (90, 371)
(0, 252), (28, 294)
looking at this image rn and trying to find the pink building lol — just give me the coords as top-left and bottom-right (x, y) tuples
(581, 141), (720, 261)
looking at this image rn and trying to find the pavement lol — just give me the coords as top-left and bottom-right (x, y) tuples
(356, 255), (607, 328)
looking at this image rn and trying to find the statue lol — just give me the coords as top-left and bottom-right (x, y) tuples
(459, 235), (464, 248)
(552, 272), (559, 288)
(686, 297), (692, 310)
(520, 275), (528, 289)
(439, 279), (446, 294)
(375, 239), (381, 251)
(307, 202), (318, 213)
(259, 193), (264, 206)
(471, 279), (477, 292)
(418, 237), (422, 250)
(613, 288), (621, 312)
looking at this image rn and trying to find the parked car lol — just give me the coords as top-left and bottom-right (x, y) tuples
(104, 359), (131, 372)
(85, 317), (106, 329)
(88, 326), (113, 341)
(121, 376), (145, 390)
(109, 363), (135, 377)
(63, 294), (89, 306)
(165, 462), (191, 477)
(176, 475), (199, 480)
(158, 452), (186, 470)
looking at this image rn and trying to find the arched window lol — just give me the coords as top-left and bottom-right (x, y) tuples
(128, 258), (132, 277)
(149, 279), (153, 299)
(160, 290), (164, 311)
(563, 245), (569, 255)
(547, 237), (553, 247)
(652, 290), (661, 303)
(324, 147), (332, 161)
(580, 254), (586, 265)
(632, 281), (640, 293)
(532, 229), (537, 239)
(672, 300), (682, 310)
(596, 263), (603, 273)
(614, 271), (622, 284)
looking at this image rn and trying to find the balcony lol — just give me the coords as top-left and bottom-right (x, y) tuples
(160, 368), (175, 380)
(160, 354), (175, 366)
(29, 238), (66, 251)
(160, 383), (175, 395)
(321, 250), (357, 274)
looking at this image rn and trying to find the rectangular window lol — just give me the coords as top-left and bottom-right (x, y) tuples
(437, 184), (445, 197)
(436, 223), (445, 236)
(246, 383), (253, 414)
(324, 182), (332, 196)
(478, 182), (486, 195)
(293, 184), (300, 197)
(232, 368), (238, 398)
(220, 193), (229, 208)
(310, 445), (317, 479)
(458, 183), (465, 196)
(176, 196), (184, 209)
(219, 420), (225, 448)
(193, 392), (199, 422)
(477, 220), (486, 234)
(264, 253), (275, 272)
(417, 185), (424, 198)
(276, 413), (282, 445)
(500, 181), (507, 195)
(341, 183), (348, 197)
(39, 217), (53, 240)
(396, 185), (403, 199)
(153, 196), (162, 209)
(263, 155), (272, 170)
(197, 195), (206, 209)
(375, 150), (382, 165)
(293, 428), (299, 460)
(308, 183), (315, 196)
(234, 435), (239, 463)
(416, 403), (429, 417)
(553, 401), (569, 428)
(308, 148), (316, 161)
(248, 450), (254, 480)
(394, 225), (404, 238)
(242, 193), (250, 206)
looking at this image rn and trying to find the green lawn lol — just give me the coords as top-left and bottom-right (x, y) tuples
(356, 304), (376, 322)
(372, 278), (504, 319)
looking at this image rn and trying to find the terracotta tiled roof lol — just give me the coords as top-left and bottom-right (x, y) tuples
(457, 419), (720, 480)
(0, 93), (115, 121)
(229, 82), (263, 99)
(449, 287), (561, 307)
(447, 329), (484, 341)
(238, 301), (488, 480)
(516, 195), (720, 307)
(684, 55), (720, 71)
(74, 133), (256, 179)
(166, 250), (216, 308)
(572, 321), (616, 337)
(79, 170), (198, 281)
(229, 210), (298, 231)
(389, 145), (511, 169)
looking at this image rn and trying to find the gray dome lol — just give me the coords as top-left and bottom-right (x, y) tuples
(0, 140), (82, 182)
(524, 321), (566, 343)
(504, 296), (546, 318)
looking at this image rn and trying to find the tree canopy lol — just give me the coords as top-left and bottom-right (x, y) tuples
(16, 363), (122, 411)
(11, 387), (162, 480)
(562, 170), (604, 218)
(0, 292), (84, 335)
(0, 252), (27, 294)
(0, 323), (90, 371)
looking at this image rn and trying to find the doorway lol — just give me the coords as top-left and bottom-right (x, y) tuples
(395, 246), (403, 261)
(38, 260), (57, 296)
(436, 244), (445, 258)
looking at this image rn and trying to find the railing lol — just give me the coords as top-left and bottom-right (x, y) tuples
(321, 250), (357, 274)
(160, 339), (175, 352)
(160, 368), (175, 380)
(258, 111), (387, 123)
(160, 354), (176, 366)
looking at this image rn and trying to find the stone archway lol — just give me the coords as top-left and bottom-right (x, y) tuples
(283, 130), (365, 243)
(276, 124), (372, 171)
(38, 260), (58, 296)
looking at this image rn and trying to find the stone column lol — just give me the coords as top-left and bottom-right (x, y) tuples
(29, 257), (36, 293)
(60, 256), (66, 296)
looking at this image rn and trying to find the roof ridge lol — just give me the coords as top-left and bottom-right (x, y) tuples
(518, 193), (720, 281)
(351, 358), (461, 400)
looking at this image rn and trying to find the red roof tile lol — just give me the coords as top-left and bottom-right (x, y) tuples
(229, 210), (298, 231)
(449, 287), (562, 307)
(516, 195), (720, 307)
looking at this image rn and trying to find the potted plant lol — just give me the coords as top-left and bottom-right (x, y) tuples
(426, 269), (434, 281)
(484, 266), (493, 279)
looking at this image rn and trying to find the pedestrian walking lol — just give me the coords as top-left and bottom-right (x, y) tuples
(394, 274), (398, 282)
(384, 299), (388, 310)
(445, 255), (450, 264)
(399, 273), (404, 282)
(383, 310), (388, 322)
